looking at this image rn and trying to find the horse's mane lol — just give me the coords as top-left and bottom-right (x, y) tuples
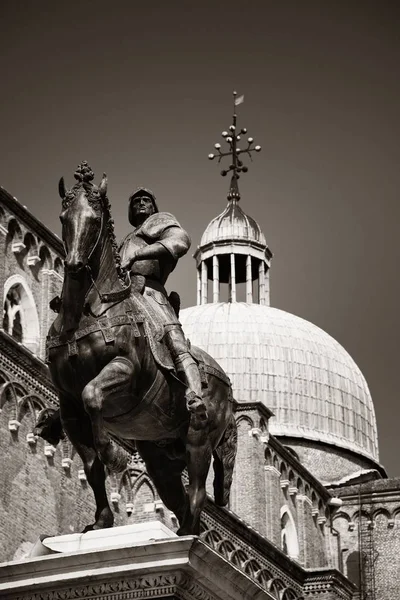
(102, 194), (124, 282)
(64, 185), (124, 284)
(62, 163), (124, 282)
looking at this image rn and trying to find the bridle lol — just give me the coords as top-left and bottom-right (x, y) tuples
(57, 202), (131, 316)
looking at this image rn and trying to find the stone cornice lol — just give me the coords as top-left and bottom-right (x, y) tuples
(194, 238), (272, 259)
(0, 187), (64, 256)
(0, 536), (273, 600)
(303, 567), (356, 599)
(203, 499), (305, 586)
(233, 401), (331, 501)
(268, 434), (332, 502)
(0, 331), (57, 401)
(234, 400), (274, 420)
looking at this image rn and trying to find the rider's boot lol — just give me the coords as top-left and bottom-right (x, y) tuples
(175, 353), (208, 426)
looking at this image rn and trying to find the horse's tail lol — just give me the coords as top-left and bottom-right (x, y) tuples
(212, 410), (238, 507)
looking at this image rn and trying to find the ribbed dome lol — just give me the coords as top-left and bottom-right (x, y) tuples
(200, 200), (266, 247)
(180, 302), (379, 464)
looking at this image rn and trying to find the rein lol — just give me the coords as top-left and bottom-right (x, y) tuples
(52, 209), (131, 314)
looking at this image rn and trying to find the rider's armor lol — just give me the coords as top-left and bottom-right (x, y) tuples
(119, 208), (206, 420)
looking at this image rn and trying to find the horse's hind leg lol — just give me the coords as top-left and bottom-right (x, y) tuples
(61, 404), (113, 532)
(136, 440), (187, 527)
(212, 414), (237, 506)
(180, 425), (212, 536)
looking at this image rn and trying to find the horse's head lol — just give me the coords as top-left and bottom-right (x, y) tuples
(58, 161), (108, 333)
(59, 161), (107, 276)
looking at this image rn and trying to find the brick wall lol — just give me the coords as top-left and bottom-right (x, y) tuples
(230, 403), (333, 571)
(328, 479), (400, 600)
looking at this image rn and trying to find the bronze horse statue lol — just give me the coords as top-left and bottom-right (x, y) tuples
(44, 163), (237, 535)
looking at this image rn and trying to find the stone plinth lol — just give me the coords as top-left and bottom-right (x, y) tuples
(0, 522), (273, 600)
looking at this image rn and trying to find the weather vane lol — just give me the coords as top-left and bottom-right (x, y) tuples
(208, 91), (261, 200)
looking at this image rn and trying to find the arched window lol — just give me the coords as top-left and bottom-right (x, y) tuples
(346, 551), (361, 589)
(280, 507), (299, 560)
(3, 276), (40, 354)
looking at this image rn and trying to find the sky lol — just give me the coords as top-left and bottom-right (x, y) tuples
(1, 1), (400, 475)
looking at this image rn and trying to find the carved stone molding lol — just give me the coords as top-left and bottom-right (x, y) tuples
(303, 571), (355, 600)
(12, 241), (26, 254)
(9, 574), (176, 600)
(201, 509), (303, 595)
(27, 255), (41, 267)
(0, 342), (58, 408)
(1, 536), (273, 600)
(7, 573), (233, 600)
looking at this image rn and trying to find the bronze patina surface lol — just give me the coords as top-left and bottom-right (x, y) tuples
(39, 161), (237, 536)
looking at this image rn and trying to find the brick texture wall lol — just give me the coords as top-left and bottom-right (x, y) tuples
(328, 479), (400, 600)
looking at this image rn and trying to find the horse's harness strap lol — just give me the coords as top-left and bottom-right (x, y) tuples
(202, 362), (231, 388)
(98, 283), (132, 304)
(197, 359), (208, 388)
(46, 311), (145, 359)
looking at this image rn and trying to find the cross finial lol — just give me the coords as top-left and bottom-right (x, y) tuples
(208, 92), (261, 201)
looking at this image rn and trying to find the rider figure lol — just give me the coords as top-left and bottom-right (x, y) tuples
(119, 188), (207, 424)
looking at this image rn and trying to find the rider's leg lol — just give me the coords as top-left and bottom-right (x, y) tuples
(164, 326), (208, 424)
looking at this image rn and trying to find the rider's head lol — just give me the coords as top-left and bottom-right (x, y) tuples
(128, 188), (159, 226)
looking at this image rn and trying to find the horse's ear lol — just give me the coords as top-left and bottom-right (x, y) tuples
(59, 177), (66, 199)
(99, 173), (107, 198)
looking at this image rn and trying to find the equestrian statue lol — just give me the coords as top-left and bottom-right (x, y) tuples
(36, 161), (237, 536)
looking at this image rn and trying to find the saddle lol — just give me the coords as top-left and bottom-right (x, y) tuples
(128, 275), (178, 372)
(47, 276), (229, 388)
(129, 276), (216, 389)
(46, 275), (182, 373)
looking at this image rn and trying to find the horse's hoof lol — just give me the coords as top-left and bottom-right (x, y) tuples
(82, 520), (114, 533)
(177, 526), (200, 537)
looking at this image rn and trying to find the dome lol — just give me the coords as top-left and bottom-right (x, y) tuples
(180, 302), (379, 465)
(200, 200), (266, 247)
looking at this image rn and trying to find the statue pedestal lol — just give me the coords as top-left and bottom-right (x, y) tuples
(0, 522), (272, 600)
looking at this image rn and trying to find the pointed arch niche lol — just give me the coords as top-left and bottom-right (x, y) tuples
(280, 506), (299, 561)
(3, 275), (40, 354)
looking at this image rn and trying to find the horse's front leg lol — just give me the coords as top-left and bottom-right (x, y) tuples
(82, 356), (134, 473)
(60, 398), (113, 532)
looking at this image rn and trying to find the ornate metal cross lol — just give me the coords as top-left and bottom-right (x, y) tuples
(208, 91), (261, 200)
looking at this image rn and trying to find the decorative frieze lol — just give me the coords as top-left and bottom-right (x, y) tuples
(0, 535), (274, 600)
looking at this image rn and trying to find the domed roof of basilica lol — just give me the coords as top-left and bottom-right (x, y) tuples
(189, 108), (380, 472)
(200, 199), (267, 247)
(180, 302), (379, 464)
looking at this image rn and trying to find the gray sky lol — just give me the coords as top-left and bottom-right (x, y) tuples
(1, 1), (399, 475)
